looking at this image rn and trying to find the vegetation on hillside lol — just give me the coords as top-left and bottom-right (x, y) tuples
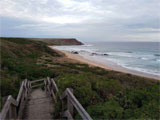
(0, 37), (159, 119)
(29, 38), (83, 45)
(1, 37), (60, 97)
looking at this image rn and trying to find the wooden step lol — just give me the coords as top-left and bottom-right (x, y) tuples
(21, 88), (55, 120)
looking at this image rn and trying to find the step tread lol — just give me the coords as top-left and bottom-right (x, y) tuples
(22, 88), (55, 119)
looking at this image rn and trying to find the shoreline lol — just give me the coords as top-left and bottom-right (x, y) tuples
(50, 46), (160, 80)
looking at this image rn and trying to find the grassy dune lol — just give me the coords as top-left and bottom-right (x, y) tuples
(0, 37), (159, 119)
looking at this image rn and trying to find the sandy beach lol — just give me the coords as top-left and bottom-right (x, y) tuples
(50, 47), (160, 80)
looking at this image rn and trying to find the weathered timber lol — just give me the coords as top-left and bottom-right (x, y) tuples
(30, 79), (45, 84)
(16, 81), (25, 103)
(51, 78), (59, 92)
(44, 77), (59, 103)
(61, 88), (92, 120)
(0, 79), (31, 120)
(22, 88), (54, 119)
(63, 110), (74, 120)
(31, 83), (44, 88)
(0, 96), (18, 119)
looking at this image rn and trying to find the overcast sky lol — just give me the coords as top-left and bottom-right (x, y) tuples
(0, 0), (159, 42)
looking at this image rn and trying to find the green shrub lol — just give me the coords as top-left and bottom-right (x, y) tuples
(87, 99), (124, 119)
(115, 84), (160, 119)
(55, 74), (103, 106)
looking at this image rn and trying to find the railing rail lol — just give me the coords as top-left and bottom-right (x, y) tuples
(0, 79), (31, 120)
(30, 78), (44, 89)
(30, 78), (44, 84)
(44, 77), (59, 102)
(61, 88), (92, 120)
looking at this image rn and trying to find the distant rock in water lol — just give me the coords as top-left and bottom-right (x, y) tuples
(91, 53), (109, 56)
(103, 53), (109, 56)
(127, 51), (133, 53)
(31, 38), (83, 45)
(154, 54), (160, 57)
(91, 53), (98, 56)
(71, 51), (79, 54)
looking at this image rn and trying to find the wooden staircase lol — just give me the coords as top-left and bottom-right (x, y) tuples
(22, 88), (54, 119)
(0, 77), (92, 120)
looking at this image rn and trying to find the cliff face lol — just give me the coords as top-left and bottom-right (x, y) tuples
(31, 38), (83, 45)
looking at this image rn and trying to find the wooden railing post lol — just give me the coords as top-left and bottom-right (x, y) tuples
(28, 81), (31, 94)
(10, 105), (17, 119)
(29, 81), (31, 88)
(43, 77), (59, 103)
(67, 88), (73, 117)
(47, 77), (51, 96)
(44, 79), (47, 92)
(8, 106), (12, 119)
(26, 79), (29, 95)
(51, 78), (59, 92)
(62, 96), (65, 117)
(24, 79), (28, 100)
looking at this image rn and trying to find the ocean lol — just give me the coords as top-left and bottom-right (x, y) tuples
(53, 42), (160, 77)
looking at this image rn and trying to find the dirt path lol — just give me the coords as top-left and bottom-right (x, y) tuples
(22, 88), (54, 120)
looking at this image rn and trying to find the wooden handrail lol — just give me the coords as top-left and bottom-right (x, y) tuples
(16, 81), (25, 103)
(31, 83), (44, 88)
(60, 88), (92, 120)
(0, 96), (18, 119)
(50, 78), (59, 92)
(44, 77), (59, 102)
(44, 77), (92, 120)
(30, 78), (45, 83)
(0, 79), (31, 120)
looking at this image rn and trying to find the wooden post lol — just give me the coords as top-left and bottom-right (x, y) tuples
(24, 79), (28, 100)
(68, 88), (73, 117)
(47, 77), (51, 96)
(62, 98), (64, 115)
(26, 79), (29, 95)
(28, 81), (31, 94)
(51, 78), (59, 92)
(8, 106), (12, 119)
(11, 105), (17, 119)
(44, 79), (47, 92)
(30, 81), (31, 88)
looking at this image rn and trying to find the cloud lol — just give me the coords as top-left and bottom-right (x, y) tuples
(0, 0), (159, 41)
